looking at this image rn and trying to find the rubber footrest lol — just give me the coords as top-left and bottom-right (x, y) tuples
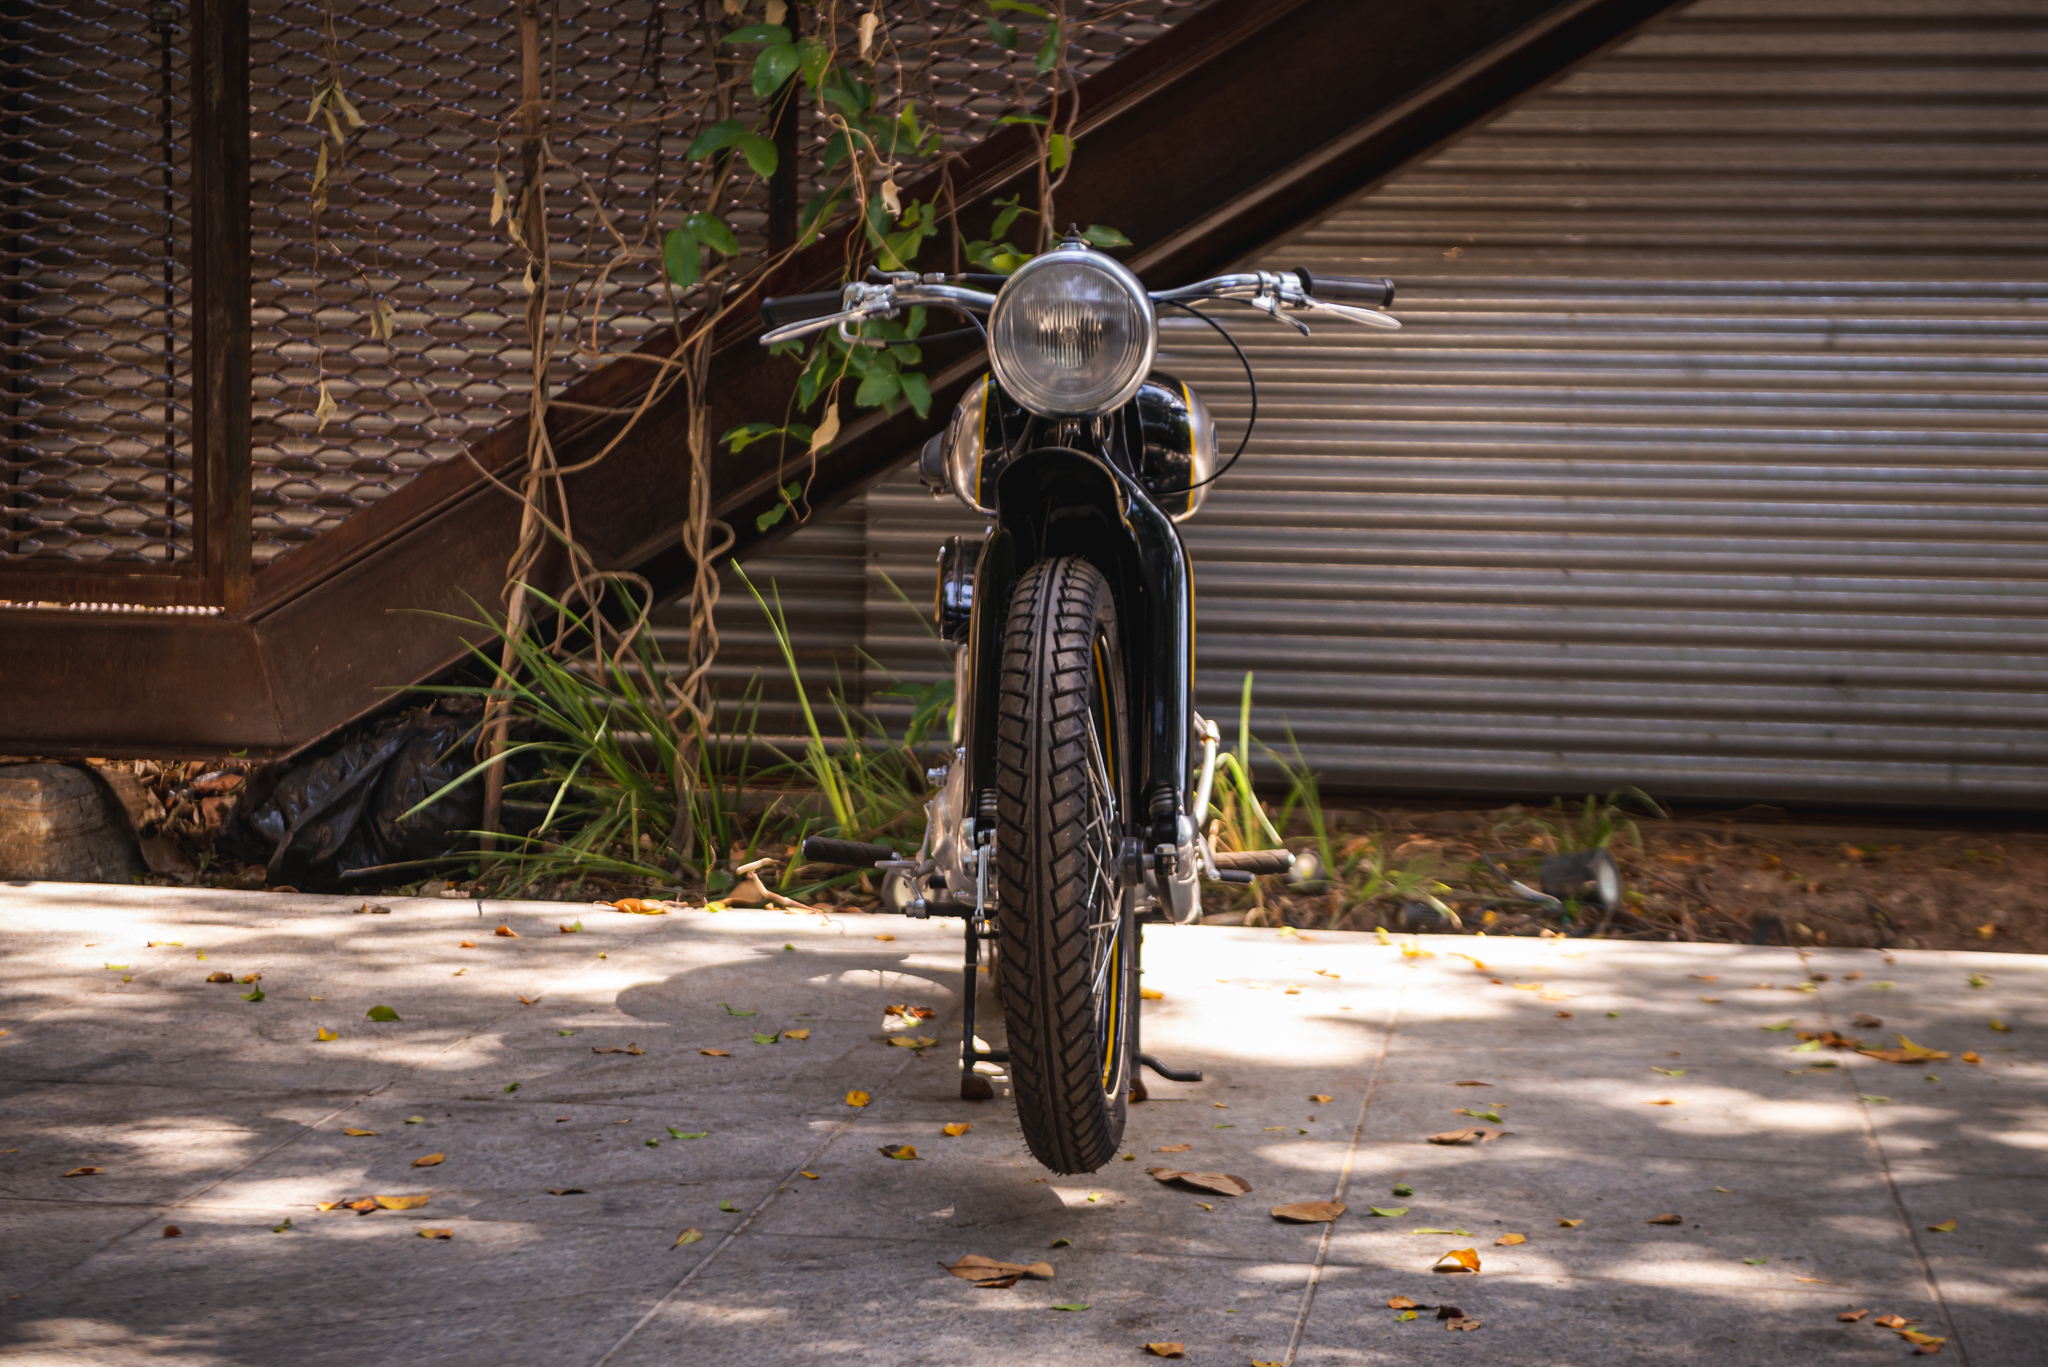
(1211, 848), (1295, 875)
(801, 837), (897, 868)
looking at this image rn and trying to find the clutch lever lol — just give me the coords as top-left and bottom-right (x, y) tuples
(1297, 295), (1400, 329)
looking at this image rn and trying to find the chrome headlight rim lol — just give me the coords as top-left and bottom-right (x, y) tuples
(988, 244), (1157, 419)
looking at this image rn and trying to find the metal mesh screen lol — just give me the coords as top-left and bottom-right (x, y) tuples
(246, 0), (1209, 564)
(0, 0), (193, 564)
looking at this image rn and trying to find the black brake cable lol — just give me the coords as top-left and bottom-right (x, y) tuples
(1147, 297), (1258, 498)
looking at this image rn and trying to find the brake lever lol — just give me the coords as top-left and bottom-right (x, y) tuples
(1296, 295), (1400, 329)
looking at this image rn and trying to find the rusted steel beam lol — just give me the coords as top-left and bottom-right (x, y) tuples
(0, 0), (1682, 758)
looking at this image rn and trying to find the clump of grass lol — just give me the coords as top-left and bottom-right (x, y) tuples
(1491, 787), (1666, 853)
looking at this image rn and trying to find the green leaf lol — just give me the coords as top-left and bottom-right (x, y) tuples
(557, 1029), (576, 1036)
(899, 371), (932, 420)
(645, 1137), (659, 1147)
(1051, 1303), (1088, 1313)
(503, 1081), (520, 1093)
(1392, 1182), (1414, 1197)
(663, 228), (702, 289)
(404, 1115), (424, 1124)
(986, 17), (1018, 48)
(753, 43), (800, 100)
(1461, 1108), (1503, 1123)
(687, 117), (747, 160)
(1047, 132), (1071, 173)
(719, 1200), (739, 1212)
(1651, 1066), (1686, 1076)
(990, 0), (1047, 13)
(722, 422), (814, 455)
(1035, 24), (1062, 73)
(752, 1031), (782, 1045)
(722, 23), (790, 44)
(796, 36), (831, 88)
(1743, 1256), (1769, 1265)
(1859, 1094), (1892, 1104)
(668, 1128), (709, 1140)
(1369, 1205), (1408, 1218)
(855, 369), (901, 409)
(1790, 1038), (1822, 1053)
(366, 1005), (401, 1021)
(241, 985), (264, 1002)
(1761, 1021), (1794, 1032)
(1081, 223), (1133, 249)
(686, 212), (739, 256)
(722, 1003), (756, 1016)
(996, 113), (1048, 126)
(1410, 1227), (1475, 1236)
(734, 132), (779, 179)
(272, 1217), (293, 1233)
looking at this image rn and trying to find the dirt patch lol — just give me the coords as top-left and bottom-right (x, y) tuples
(1245, 803), (2048, 955)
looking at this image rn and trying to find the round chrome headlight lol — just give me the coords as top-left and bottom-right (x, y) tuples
(988, 243), (1156, 418)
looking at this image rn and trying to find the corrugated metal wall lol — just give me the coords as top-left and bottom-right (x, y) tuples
(723, 0), (2048, 809)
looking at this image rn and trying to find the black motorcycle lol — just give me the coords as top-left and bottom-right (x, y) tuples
(763, 238), (1398, 1173)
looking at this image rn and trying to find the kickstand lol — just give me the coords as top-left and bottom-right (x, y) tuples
(959, 919), (997, 1101)
(1130, 928), (1202, 1102)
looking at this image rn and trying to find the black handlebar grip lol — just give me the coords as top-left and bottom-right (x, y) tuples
(1292, 269), (1394, 308)
(761, 291), (847, 330)
(801, 836), (897, 868)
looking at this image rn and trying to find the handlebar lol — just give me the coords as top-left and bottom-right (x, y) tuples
(1292, 269), (1395, 309)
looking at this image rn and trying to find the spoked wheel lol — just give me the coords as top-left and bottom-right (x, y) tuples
(993, 555), (1135, 1174)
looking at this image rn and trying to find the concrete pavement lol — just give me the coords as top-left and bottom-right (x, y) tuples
(0, 881), (2040, 1365)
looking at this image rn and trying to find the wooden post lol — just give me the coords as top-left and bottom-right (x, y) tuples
(190, 0), (251, 611)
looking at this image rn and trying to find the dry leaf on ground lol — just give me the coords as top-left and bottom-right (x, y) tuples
(315, 1028), (338, 1042)
(375, 1194), (431, 1210)
(1156, 1143), (1192, 1153)
(1839, 1310), (1870, 1322)
(1557, 1217), (1584, 1227)
(889, 1035), (937, 1049)
(1899, 1329), (1947, 1351)
(1143, 1344), (1185, 1358)
(1646, 1213), (1683, 1225)
(1148, 1169), (1252, 1197)
(1272, 1201), (1345, 1224)
(1875, 1315), (1914, 1329)
(1453, 1080), (1491, 1086)
(1496, 1232), (1526, 1245)
(699, 1049), (730, 1057)
(1926, 1218), (1957, 1233)
(1445, 1316), (1481, 1331)
(1310, 1093), (1333, 1103)
(885, 1004), (936, 1020)
(784, 1029), (810, 1040)
(1427, 1127), (1504, 1145)
(879, 1144), (918, 1160)
(875, 933), (895, 942)
(1388, 1296), (1417, 1309)
(342, 1128), (377, 1137)
(1860, 1033), (1950, 1064)
(845, 1090), (871, 1107)
(1431, 1248), (1480, 1273)
(604, 898), (666, 915)
(1646, 1099), (1682, 1107)
(674, 1227), (703, 1247)
(592, 1045), (644, 1055)
(493, 925), (519, 938)
(206, 971), (232, 983)
(1961, 1051), (1982, 1064)
(942, 1123), (971, 1137)
(412, 1153), (444, 1168)
(59, 1167), (103, 1177)
(417, 1227), (453, 1239)
(1140, 988), (1165, 1001)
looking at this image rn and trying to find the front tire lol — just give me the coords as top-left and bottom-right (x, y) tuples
(993, 556), (1135, 1174)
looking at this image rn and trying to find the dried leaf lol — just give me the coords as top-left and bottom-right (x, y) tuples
(412, 1153), (444, 1168)
(1427, 1127), (1504, 1145)
(885, 1004), (936, 1021)
(606, 898), (667, 915)
(1926, 1218), (1957, 1233)
(857, 11), (880, 58)
(1156, 1143), (1192, 1153)
(315, 1027), (339, 1042)
(1961, 1051), (1982, 1064)
(942, 1254), (1055, 1285)
(60, 1167), (103, 1177)
(1445, 1317), (1481, 1332)
(1990, 1018), (2010, 1032)
(417, 1227), (453, 1239)
(875, 933), (896, 942)
(942, 1123), (972, 1137)
(1496, 1233), (1526, 1245)
(1272, 1201), (1345, 1224)
(1310, 1093), (1333, 1103)
(1557, 1217), (1584, 1227)
(459, 941), (476, 949)
(375, 1194), (430, 1210)
(1900, 1329), (1947, 1349)
(493, 925), (519, 938)
(342, 1128), (377, 1137)
(1430, 1248), (1480, 1273)
(700, 1049), (730, 1057)
(313, 380), (339, 431)
(1452, 1080), (1490, 1086)
(879, 1144), (918, 1160)
(1839, 1310), (1870, 1322)
(1143, 1345), (1185, 1358)
(1140, 988), (1164, 1000)
(1148, 1169), (1252, 1197)
(1645, 1099), (1682, 1107)
(1388, 1296), (1417, 1309)
(784, 1029), (810, 1041)
(889, 1035), (937, 1049)
(206, 971), (232, 983)
(1646, 1213), (1683, 1225)
(674, 1227), (704, 1247)
(845, 1090), (871, 1107)
(548, 1188), (586, 1195)
(1875, 1315), (1913, 1329)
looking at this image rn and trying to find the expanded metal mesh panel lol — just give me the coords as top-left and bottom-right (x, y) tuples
(247, 0), (1208, 564)
(0, 1), (192, 563)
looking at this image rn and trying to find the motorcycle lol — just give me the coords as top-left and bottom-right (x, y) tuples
(761, 236), (1398, 1173)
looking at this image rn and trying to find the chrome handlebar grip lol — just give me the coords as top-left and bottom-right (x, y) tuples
(758, 281), (1000, 347)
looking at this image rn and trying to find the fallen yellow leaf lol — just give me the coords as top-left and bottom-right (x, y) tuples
(315, 1027), (338, 1042)
(942, 1123), (972, 1137)
(1645, 1099), (1682, 1106)
(1140, 988), (1164, 1000)
(699, 1049), (730, 1057)
(1557, 1218), (1584, 1227)
(458, 940), (476, 948)
(606, 898), (667, 915)
(674, 1227), (703, 1247)
(417, 1227), (453, 1239)
(412, 1153), (444, 1168)
(875, 933), (895, 942)
(845, 1090), (870, 1107)
(60, 1167), (104, 1177)
(1309, 1093), (1332, 1103)
(493, 925), (519, 938)
(1976, 923), (1997, 939)
(1646, 1213), (1683, 1225)
(1142, 1345), (1185, 1359)
(374, 1194), (431, 1210)
(1927, 1218), (1957, 1233)
(1496, 1232), (1526, 1245)
(1431, 1248), (1480, 1273)
(1899, 1329), (1947, 1349)
(784, 1029), (810, 1041)
(889, 1035), (937, 1049)
(343, 1128), (377, 1137)
(1156, 1143), (1192, 1153)
(1961, 1052), (1982, 1064)
(1388, 1296), (1417, 1309)
(879, 1144), (917, 1160)
(1989, 1018), (2010, 1032)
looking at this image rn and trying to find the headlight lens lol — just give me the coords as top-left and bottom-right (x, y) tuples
(988, 245), (1156, 418)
